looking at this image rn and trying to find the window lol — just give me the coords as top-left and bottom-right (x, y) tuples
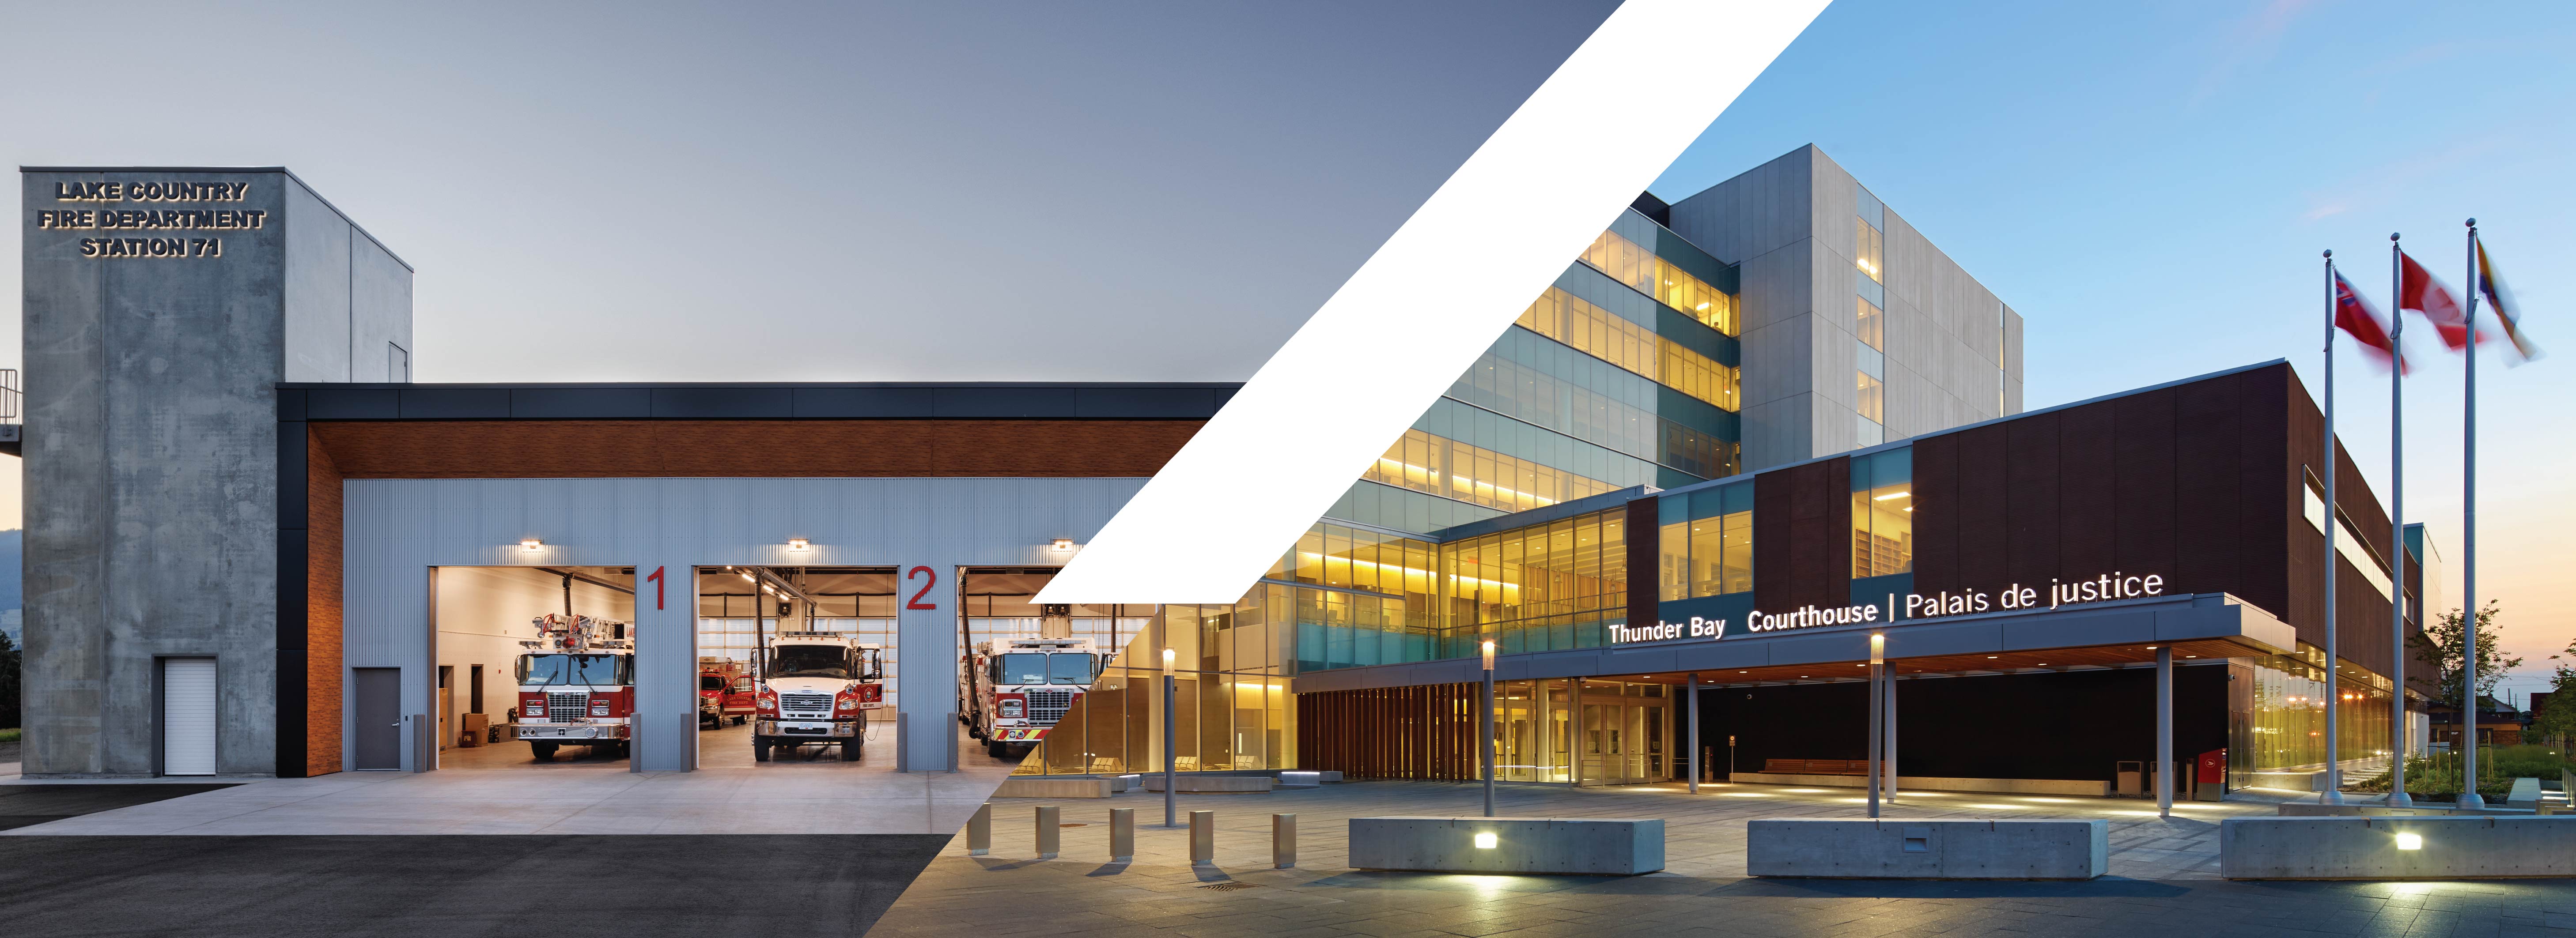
(1857, 297), (1884, 350)
(1519, 287), (1741, 411)
(1856, 372), (1884, 423)
(1855, 216), (1883, 283)
(1578, 228), (1737, 335)
(2303, 483), (2393, 600)
(1365, 428), (1622, 513)
(1656, 482), (1753, 600)
(1850, 448), (1912, 577)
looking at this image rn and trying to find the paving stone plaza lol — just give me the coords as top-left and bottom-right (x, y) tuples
(873, 781), (2576, 938)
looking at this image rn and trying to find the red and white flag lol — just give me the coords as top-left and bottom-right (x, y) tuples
(2399, 250), (2472, 350)
(2334, 270), (2404, 373)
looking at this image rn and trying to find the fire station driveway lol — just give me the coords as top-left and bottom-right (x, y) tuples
(0, 724), (1024, 836)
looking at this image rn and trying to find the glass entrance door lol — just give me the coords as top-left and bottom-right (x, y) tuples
(1577, 685), (1672, 785)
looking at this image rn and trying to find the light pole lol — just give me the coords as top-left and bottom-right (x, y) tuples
(1867, 633), (1884, 819)
(1162, 646), (1177, 828)
(1481, 639), (1497, 817)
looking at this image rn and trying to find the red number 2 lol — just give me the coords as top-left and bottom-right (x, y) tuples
(646, 566), (665, 610)
(907, 565), (939, 610)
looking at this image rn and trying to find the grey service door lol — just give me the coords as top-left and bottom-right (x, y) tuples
(354, 667), (404, 770)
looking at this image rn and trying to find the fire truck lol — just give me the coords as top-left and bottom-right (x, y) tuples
(959, 636), (1101, 759)
(752, 632), (887, 761)
(698, 657), (755, 728)
(514, 613), (635, 761)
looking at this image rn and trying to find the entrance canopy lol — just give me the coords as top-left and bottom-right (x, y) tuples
(1292, 591), (2296, 693)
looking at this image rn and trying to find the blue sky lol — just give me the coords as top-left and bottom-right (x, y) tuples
(3, 0), (2568, 695)
(1650, 0), (2574, 698)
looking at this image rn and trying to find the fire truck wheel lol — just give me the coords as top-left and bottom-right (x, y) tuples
(753, 738), (772, 762)
(733, 716), (746, 725)
(530, 742), (558, 762)
(985, 739), (1006, 758)
(837, 740), (858, 761)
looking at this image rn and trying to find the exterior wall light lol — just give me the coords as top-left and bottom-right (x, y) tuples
(788, 538), (810, 551)
(1473, 832), (1498, 849)
(1051, 539), (1075, 552)
(521, 539), (542, 552)
(2395, 833), (2423, 850)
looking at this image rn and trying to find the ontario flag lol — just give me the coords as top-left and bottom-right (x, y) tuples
(2399, 250), (2473, 350)
(2333, 270), (2405, 373)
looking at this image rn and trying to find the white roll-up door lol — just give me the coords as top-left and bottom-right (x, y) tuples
(163, 657), (218, 776)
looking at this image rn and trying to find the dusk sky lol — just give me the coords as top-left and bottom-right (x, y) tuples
(4, 1), (2568, 695)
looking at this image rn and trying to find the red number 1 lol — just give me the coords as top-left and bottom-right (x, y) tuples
(907, 566), (939, 610)
(646, 566), (665, 610)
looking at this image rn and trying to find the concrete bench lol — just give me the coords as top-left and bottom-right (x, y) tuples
(992, 777), (1113, 799)
(1747, 819), (2107, 879)
(1110, 774), (1141, 792)
(1348, 817), (1663, 874)
(1142, 775), (1275, 793)
(2508, 777), (2543, 810)
(2222, 816), (2576, 879)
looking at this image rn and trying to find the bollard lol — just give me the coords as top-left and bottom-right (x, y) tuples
(1189, 810), (1215, 866)
(1036, 805), (1061, 859)
(966, 802), (992, 856)
(1109, 807), (1135, 863)
(1273, 813), (1297, 869)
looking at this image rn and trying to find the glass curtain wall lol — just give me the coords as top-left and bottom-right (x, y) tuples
(1488, 678), (1673, 784)
(1850, 448), (1913, 577)
(1017, 593), (1296, 776)
(1658, 480), (1754, 600)
(2236, 644), (2398, 780)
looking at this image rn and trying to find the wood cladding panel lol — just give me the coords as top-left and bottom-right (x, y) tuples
(306, 428), (344, 777)
(309, 419), (1207, 479)
(2173, 377), (2243, 602)
(1297, 683), (1481, 780)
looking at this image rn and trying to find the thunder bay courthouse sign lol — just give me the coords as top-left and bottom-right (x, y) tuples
(1609, 571), (2169, 645)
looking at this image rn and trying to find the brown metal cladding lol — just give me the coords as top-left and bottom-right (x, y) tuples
(1910, 433), (1961, 596)
(2005, 411), (2062, 590)
(2111, 388), (2178, 579)
(1955, 423), (2010, 595)
(2056, 400), (2120, 580)
(2173, 375), (2244, 596)
(1756, 457), (1851, 611)
(1626, 497), (1661, 629)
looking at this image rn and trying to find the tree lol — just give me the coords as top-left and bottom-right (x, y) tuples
(0, 629), (19, 731)
(2408, 601), (2521, 706)
(2533, 637), (2576, 748)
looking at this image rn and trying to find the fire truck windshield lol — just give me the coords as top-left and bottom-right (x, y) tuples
(700, 675), (727, 691)
(517, 654), (632, 686)
(769, 644), (853, 679)
(998, 653), (1097, 685)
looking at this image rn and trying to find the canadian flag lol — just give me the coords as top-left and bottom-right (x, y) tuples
(2399, 250), (2472, 350)
(2333, 271), (2404, 373)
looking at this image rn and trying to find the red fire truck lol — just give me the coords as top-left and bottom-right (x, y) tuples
(699, 658), (755, 728)
(514, 613), (636, 761)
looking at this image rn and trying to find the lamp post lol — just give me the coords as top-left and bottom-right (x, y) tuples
(1481, 639), (1497, 818)
(1162, 646), (1177, 828)
(1868, 633), (1884, 819)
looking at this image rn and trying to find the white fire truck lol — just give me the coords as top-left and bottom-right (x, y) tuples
(960, 636), (1101, 759)
(513, 613), (636, 762)
(752, 632), (887, 762)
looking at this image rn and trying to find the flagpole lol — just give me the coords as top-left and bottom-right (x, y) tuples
(2387, 232), (2413, 809)
(2460, 218), (2484, 809)
(2322, 249), (2343, 805)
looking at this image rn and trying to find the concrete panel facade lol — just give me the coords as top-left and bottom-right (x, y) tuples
(19, 167), (412, 777)
(1667, 146), (2023, 472)
(339, 476), (1151, 773)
